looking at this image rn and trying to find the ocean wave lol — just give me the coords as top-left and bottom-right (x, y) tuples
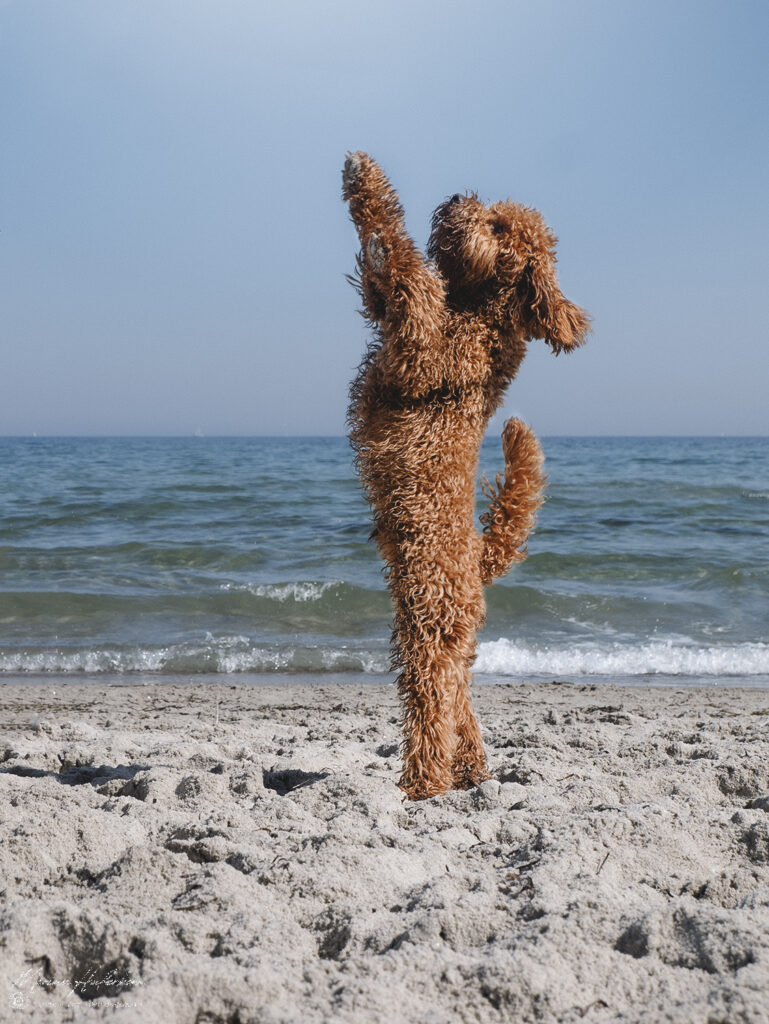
(220, 581), (342, 603)
(0, 648), (170, 674)
(475, 638), (769, 677)
(2, 638), (768, 679)
(0, 582), (391, 625)
(0, 641), (390, 676)
(216, 646), (388, 674)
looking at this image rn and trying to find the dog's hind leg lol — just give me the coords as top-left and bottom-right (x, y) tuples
(397, 659), (458, 800)
(391, 566), (464, 799)
(448, 578), (490, 788)
(399, 649), (488, 797)
(394, 546), (489, 799)
(479, 418), (546, 585)
(452, 668), (491, 788)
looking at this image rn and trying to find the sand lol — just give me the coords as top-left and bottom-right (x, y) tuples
(1, 679), (769, 1024)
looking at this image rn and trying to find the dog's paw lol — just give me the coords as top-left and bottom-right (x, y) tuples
(366, 233), (386, 273)
(399, 767), (453, 801)
(342, 151), (365, 196)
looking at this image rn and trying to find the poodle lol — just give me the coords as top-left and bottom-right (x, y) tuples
(343, 152), (589, 799)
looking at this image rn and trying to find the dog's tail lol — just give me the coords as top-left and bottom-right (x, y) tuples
(479, 419), (546, 585)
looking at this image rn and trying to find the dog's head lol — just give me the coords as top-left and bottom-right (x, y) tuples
(427, 193), (590, 353)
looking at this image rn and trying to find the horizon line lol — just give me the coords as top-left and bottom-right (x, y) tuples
(1, 433), (767, 441)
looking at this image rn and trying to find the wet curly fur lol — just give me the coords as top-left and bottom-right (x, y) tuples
(343, 153), (589, 800)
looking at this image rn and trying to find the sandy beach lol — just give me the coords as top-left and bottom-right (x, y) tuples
(1, 679), (768, 1023)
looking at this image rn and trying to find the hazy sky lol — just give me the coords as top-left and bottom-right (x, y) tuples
(1, 0), (767, 436)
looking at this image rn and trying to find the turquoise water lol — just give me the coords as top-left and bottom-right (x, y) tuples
(0, 435), (767, 685)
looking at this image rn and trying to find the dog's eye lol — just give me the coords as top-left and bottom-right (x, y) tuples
(491, 222), (506, 236)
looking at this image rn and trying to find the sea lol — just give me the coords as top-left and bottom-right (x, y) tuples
(0, 435), (767, 688)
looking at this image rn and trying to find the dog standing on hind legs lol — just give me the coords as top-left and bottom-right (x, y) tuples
(343, 152), (590, 800)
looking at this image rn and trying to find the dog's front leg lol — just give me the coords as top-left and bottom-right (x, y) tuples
(342, 152), (446, 395)
(342, 151), (405, 248)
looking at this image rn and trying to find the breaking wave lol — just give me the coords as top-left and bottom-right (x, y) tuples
(2, 638), (768, 680)
(220, 581), (342, 603)
(0, 641), (390, 676)
(475, 638), (769, 678)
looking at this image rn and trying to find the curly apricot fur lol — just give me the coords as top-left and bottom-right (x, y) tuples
(343, 153), (589, 799)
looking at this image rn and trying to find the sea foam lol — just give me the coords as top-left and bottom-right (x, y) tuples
(475, 638), (769, 677)
(220, 581), (341, 602)
(2, 638), (768, 679)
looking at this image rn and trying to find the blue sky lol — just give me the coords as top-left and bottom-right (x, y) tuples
(1, 0), (767, 435)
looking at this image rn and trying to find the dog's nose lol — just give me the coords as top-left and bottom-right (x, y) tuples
(448, 193), (462, 205)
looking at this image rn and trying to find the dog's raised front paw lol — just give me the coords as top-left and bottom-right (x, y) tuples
(342, 151), (365, 197)
(366, 233), (386, 273)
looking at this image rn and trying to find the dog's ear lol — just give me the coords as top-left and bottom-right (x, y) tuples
(524, 255), (590, 354)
